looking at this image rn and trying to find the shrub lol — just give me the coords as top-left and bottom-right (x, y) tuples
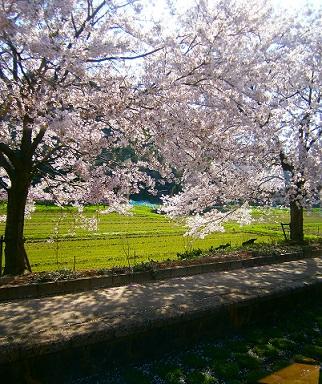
(302, 344), (322, 359)
(203, 345), (231, 360)
(186, 370), (219, 384)
(270, 337), (296, 350)
(132, 260), (158, 272)
(165, 367), (185, 384)
(122, 367), (151, 384)
(245, 368), (269, 383)
(177, 248), (203, 260)
(233, 352), (261, 369)
(182, 352), (207, 369)
(252, 343), (280, 358)
(212, 360), (239, 380)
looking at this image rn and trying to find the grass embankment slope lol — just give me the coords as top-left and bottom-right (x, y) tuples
(0, 204), (321, 272)
(99, 300), (322, 384)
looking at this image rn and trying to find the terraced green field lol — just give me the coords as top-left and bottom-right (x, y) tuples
(0, 204), (321, 272)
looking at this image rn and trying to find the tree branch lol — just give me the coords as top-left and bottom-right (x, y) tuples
(86, 47), (164, 62)
(174, 60), (208, 83)
(257, 175), (284, 188)
(20, 115), (33, 160)
(0, 177), (9, 191)
(0, 142), (17, 169)
(30, 126), (47, 154)
(74, 1), (106, 40)
(32, 144), (65, 174)
(0, 152), (14, 180)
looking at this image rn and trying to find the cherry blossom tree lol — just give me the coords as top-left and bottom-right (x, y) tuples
(259, 9), (322, 241)
(143, 0), (321, 241)
(140, 0), (275, 236)
(220, 5), (322, 242)
(0, 0), (162, 275)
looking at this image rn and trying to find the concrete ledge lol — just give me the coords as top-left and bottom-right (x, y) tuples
(1, 279), (322, 383)
(0, 249), (321, 302)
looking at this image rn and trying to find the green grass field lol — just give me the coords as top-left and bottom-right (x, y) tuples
(0, 204), (321, 272)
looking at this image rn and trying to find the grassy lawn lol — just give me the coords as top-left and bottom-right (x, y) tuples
(76, 300), (322, 384)
(0, 204), (321, 272)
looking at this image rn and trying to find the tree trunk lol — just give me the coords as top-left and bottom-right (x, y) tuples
(4, 174), (31, 275)
(289, 200), (304, 243)
(279, 152), (305, 243)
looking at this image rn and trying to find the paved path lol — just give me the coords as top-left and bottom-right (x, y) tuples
(1, 257), (322, 363)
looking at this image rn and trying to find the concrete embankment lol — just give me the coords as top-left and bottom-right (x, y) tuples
(0, 256), (322, 383)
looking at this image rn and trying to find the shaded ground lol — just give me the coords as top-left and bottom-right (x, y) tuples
(1, 257), (322, 350)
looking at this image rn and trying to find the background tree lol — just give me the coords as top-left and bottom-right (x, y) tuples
(0, 0), (162, 275)
(260, 9), (322, 241)
(142, 0), (321, 241)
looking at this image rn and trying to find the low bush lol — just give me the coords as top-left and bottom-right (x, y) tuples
(177, 248), (203, 259)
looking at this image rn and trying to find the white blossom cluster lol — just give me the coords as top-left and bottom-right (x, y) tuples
(0, 0), (321, 247)
(140, 0), (321, 236)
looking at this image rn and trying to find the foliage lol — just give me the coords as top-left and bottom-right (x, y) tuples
(177, 248), (203, 260)
(1, 0), (321, 274)
(32, 269), (76, 283)
(164, 367), (185, 384)
(186, 370), (219, 384)
(143, 0), (322, 240)
(132, 260), (158, 273)
(0, 0), (161, 205)
(122, 367), (151, 384)
(0, 0), (166, 274)
(90, 301), (322, 383)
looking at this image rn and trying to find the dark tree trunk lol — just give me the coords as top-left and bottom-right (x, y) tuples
(289, 200), (304, 243)
(4, 172), (31, 275)
(280, 151), (305, 243)
(1, 113), (46, 275)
